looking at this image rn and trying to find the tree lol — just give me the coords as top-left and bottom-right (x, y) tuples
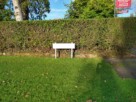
(66, 0), (114, 19)
(12, 0), (23, 21)
(0, 0), (6, 20)
(0, 0), (50, 21)
(82, 0), (114, 18)
(65, 0), (89, 19)
(20, 0), (50, 20)
(0, 0), (13, 21)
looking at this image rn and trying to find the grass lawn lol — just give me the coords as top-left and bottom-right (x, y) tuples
(0, 56), (136, 102)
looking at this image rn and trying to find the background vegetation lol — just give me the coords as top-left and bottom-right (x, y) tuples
(1, 0), (114, 21)
(0, 18), (136, 57)
(0, 0), (50, 21)
(66, 0), (114, 19)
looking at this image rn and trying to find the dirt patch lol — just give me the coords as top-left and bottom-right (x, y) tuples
(106, 58), (136, 79)
(76, 54), (98, 58)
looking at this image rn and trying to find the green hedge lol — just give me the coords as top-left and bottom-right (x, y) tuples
(0, 18), (136, 56)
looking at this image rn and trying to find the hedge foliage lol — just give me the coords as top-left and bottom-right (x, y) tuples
(0, 18), (136, 56)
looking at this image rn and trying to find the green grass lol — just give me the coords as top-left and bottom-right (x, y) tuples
(0, 56), (136, 102)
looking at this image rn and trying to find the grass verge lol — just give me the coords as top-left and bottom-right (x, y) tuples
(0, 56), (136, 102)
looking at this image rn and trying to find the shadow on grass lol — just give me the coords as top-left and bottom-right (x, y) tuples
(75, 59), (131, 102)
(106, 18), (136, 79)
(117, 19), (136, 79)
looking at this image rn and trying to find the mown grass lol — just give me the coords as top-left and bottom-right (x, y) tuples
(0, 56), (136, 102)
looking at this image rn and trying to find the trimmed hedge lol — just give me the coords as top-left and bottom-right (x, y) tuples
(0, 18), (136, 56)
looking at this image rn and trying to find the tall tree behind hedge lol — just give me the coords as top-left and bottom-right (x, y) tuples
(0, 0), (50, 21)
(12, 0), (23, 21)
(65, 0), (89, 18)
(21, 0), (50, 20)
(0, 0), (13, 21)
(66, 0), (114, 19)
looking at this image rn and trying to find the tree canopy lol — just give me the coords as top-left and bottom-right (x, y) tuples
(0, 0), (50, 21)
(21, 0), (50, 20)
(66, 0), (114, 19)
(0, 0), (13, 21)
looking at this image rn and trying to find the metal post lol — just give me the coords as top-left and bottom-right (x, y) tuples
(55, 49), (57, 59)
(71, 49), (73, 58)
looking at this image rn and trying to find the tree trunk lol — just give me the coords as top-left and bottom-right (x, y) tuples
(23, 6), (29, 20)
(12, 0), (23, 21)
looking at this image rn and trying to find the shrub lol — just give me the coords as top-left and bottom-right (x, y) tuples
(0, 18), (136, 56)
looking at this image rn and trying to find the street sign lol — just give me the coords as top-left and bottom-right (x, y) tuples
(116, 0), (131, 8)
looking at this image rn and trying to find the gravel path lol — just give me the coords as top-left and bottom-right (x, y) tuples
(106, 58), (136, 79)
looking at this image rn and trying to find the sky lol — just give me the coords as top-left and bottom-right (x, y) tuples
(47, 0), (136, 20)
(45, 0), (72, 20)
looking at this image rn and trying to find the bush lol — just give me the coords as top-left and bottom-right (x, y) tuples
(0, 18), (136, 56)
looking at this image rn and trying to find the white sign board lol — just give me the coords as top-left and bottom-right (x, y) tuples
(53, 43), (75, 58)
(53, 43), (75, 49)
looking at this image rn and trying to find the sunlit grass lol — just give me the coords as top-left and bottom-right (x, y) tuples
(0, 56), (136, 102)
